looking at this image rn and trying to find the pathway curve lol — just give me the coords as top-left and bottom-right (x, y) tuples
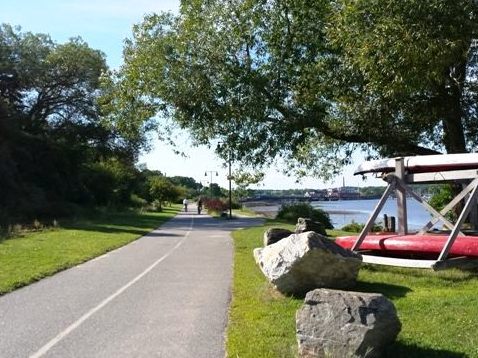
(0, 207), (262, 358)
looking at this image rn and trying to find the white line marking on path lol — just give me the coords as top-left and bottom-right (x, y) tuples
(30, 216), (194, 358)
(89, 253), (109, 262)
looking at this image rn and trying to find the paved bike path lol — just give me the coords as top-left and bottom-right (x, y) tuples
(0, 208), (262, 357)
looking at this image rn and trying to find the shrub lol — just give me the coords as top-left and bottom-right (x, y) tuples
(204, 198), (228, 214)
(151, 200), (163, 212)
(341, 220), (383, 233)
(340, 221), (363, 233)
(276, 202), (333, 229)
(32, 219), (43, 231)
(0, 224), (23, 239)
(230, 200), (242, 210)
(429, 184), (456, 222)
(130, 194), (148, 209)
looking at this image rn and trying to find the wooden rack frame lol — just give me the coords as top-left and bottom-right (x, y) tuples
(351, 158), (478, 270)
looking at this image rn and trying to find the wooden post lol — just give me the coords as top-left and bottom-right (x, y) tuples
(395, 158), (408, 234)
(390, 216), (396, 233)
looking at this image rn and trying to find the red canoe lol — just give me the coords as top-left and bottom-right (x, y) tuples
(335, 234), (478, 258)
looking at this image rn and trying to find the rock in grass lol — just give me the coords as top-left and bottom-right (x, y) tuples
(253, 232), (362, 295)
(263, 228), (294, 246)
(296, 289), (401, 358)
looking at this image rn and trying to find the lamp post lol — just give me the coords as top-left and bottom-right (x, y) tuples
(227, 155), (233, 219)
(204, 170), (218, 198)
(217, 143), (233, 219)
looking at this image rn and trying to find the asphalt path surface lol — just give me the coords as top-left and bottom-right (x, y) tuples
(0, 207), (263, 358)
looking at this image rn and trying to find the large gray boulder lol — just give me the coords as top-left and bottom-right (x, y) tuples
(253, 232), (362, 295)
(296, 289), (401, 358)
(295, 217), (327, 236)
(263, 228), (294, 246)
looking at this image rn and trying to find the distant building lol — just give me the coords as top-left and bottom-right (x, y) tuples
(327, 186), (360, 200)
(327, 188), (340, 201)
(338, 186), (360, 200)
(304, 190), (328, 201)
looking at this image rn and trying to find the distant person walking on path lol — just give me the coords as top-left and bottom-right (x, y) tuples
(197, 198), (203, 214)
(183, 198), (189, 212)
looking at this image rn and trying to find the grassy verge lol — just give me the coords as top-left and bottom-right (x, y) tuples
(0, 206), (180, 295)
(227, 220), (478, 358)
(233, 207), (262, 217)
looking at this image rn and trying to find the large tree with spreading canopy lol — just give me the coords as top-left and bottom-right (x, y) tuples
(0, 24), (151, 223)
(117, 0), (478, 179)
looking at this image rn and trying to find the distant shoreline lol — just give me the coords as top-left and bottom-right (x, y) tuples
(244, 202), (368, 220)
(245, 198), (430, 230)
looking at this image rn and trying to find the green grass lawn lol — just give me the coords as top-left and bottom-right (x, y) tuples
(227, 220), (478, 358)
(0, 206), (180, 295)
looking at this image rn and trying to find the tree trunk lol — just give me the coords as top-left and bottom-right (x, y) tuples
(443, 114), (466, 154)
(442, 60), (467, 154)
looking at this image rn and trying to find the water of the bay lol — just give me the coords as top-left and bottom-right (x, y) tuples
(312, 199), (431, 230)
(249, 199), (434, 230)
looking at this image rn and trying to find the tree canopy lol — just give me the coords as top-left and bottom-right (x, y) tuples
(0, 25), (196, 226)
(148, 175), (182, 210)
(117, 0), (478, 179)
(0, 24), (113, 222)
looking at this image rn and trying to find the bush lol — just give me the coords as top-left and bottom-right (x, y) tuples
(341, 220), (383, 233)
(204, 198), (228, 214)
(151, 200), (164, 212)
(276, 202), (333, 229)
(429, 184), (456, 222)
(340, 221), (363, 233)
(230, 200), (242, 210)
(130, 194), (148, 209)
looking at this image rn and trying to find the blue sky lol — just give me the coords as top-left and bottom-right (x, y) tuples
(1, 0), (383, 189)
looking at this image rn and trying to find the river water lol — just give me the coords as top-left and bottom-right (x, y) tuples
(312, 199), (431, 230)
(249, 199), (433, 230)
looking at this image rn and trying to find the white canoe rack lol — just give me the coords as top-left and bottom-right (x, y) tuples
(351, 155), (478, 270)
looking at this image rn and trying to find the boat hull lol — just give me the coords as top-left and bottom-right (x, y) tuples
(354, 153), (478, 175)
(335, 234), (478, 258)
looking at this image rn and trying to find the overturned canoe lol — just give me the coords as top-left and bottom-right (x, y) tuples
(354, 153), (478, 175)
(335, 234), (478, 258)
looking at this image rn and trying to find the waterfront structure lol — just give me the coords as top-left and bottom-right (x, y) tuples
(327, 186), (360, 200)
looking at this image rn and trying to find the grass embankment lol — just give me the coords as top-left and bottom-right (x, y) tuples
(233, 207), (261, 217)
(227, 220), (478, 358)
(0, 206), (180, 295)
